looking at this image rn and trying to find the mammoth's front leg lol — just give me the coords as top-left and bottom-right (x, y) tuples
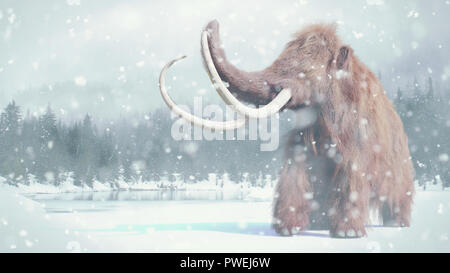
(273, 161), (311, 236)
(272, 136), (312, 236)
(328, 170), (369, 238)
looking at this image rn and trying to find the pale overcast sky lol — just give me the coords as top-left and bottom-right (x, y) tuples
(0, 0), (448, 119)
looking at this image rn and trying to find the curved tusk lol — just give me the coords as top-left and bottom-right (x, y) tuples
(159, 55), (246, 131)
(201, 30), (292, 119)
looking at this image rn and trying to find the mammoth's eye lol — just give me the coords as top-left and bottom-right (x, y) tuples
(271, 85), (283, 93)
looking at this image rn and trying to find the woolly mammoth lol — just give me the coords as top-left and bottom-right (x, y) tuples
(158, 20), (415, 238)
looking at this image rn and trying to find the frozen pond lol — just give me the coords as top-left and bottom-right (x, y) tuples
(27, 190), (249, 202)
(25, 190), (254, 216)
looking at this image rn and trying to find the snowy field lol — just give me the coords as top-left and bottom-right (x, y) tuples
(1, 184), (450, 253)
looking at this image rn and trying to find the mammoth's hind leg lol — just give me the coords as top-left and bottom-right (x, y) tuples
(273, 160), (311, 236)
(377, 173), (414, 228)
(382, 193), (413, 227)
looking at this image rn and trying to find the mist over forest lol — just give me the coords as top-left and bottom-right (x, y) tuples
(1, 77), (449, 190)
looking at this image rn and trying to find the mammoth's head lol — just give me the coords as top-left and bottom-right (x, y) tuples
(159, 20), (354, 130)
(263, 23), (353, 108)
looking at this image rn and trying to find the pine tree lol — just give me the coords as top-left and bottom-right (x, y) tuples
(36, 105), (62, 183)
(426, 77), (434, 100)
(114, 165), (129, 190)
(0, 101), (21, 136)
(0, 101), (24, 184)
(396, 87), (403, 102)
(413, 77), (421, 98)
(39, 105), (58, 141)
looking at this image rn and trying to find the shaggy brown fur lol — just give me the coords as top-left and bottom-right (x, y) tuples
(205, 20), (415, 238)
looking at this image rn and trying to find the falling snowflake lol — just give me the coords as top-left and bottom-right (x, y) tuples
(74, 76), (87, 86)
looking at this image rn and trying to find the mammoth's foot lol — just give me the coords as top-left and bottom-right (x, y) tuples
(272, 217), (309, 236)
(272, 206), (309, 236)
(330, 222), (366, 239)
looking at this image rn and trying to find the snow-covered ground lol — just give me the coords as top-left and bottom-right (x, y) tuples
(0, 185), (94, 252)
(1, 183), (449, 252)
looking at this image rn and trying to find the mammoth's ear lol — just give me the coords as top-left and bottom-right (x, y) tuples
(336, 45), (353, 70)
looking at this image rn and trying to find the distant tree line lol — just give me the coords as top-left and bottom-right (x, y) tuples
(395, 77), (450, 189)
(0, 103), (285, 188)
(0, 76), (448, 189)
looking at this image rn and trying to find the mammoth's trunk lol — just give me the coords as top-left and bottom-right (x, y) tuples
(156, 20), (292, 130)
(203, 21), (272, 106)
